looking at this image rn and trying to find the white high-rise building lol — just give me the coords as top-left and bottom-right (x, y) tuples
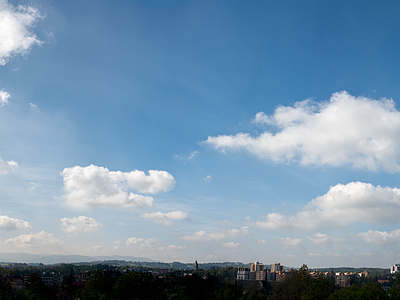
(391, 264), (400, 274)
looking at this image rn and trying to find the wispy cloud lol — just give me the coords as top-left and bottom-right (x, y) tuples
(180, 227), (250, 242)
(141, 210), (189, 226)
(203, 175), (212, 182)
(0, 155), (18, 174)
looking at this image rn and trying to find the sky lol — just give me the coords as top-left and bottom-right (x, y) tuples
(1, 0), (400, 268)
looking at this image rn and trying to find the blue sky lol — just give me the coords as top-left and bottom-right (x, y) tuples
(1, 0), (400, 268)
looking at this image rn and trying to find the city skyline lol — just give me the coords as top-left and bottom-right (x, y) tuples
(1, 0), (400, 268)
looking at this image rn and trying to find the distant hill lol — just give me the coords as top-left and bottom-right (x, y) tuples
(0, 253), (156, 264)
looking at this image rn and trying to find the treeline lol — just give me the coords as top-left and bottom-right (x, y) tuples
(1, 264), (400, 299)
(275, 265), (400, 300)
(0, 270), (244, 300)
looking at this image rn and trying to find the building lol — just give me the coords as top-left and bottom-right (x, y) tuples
(41, 272), (64, 288)
(250, 262), (264, 272)
(270, 263), (283, 273)
(194, 260), (198, 271)
(237, 267), (249, 280)
(391, 264), (400, 274)
(237, 262), (267, 281)
(335, 273), (351, 288)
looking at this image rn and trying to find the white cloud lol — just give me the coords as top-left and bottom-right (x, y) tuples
(203, 175), (212, 182)
(205, 91), (400, 172)
(60, 216), (102, 234)
(126, 237), (159, 247)
(141, 210), (189, 226)
(257, 239), (268, 245)
(222, 242), (239, 249)
(158, 245), (186, 251)
(358, 229), (400, 245)
(61, 164), (175, 209)
(0, 0), (43, 65)
(0, 89), (10, 106)
(280, 237), (303, 247)
(113, 240), (121, 245)
(307, 233), (344, 245)
(0, 155), (18, 174)
(5, 231), (63, 248)
(256, 182), (400, 231)
(180, 226), (250, 242)
(205, 254), (219, 261)
(29, 102), (37, 108)
(0, 215), (31, 230)
(188, 151), (198, 159)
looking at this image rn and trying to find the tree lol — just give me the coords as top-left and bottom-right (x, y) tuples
(242, 282), (268, 300)
(329, 282), (388, 300)
(275, 265), (331, 300)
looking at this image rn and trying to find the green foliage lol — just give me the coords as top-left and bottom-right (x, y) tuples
(216, 282), (242, 300)
(275, 265), (332, 300)
(242, 282), (268, 300)
(329, 282), (388, 300)
(113, 271), (155, 299)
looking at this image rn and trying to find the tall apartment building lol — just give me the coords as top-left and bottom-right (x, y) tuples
(270, 263), (283, 273)
(237, 267), (249, 280)
(237, 262), (266, 281)
(335, 273), (351, 288)
(391, 264), (400, 274)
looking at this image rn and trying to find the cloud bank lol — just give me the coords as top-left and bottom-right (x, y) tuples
(256, 182), (400, 231)
(205, 91), (400, 172)
(61, 216), (102, 234)
(0, 215), (31, 230)
(0, 0), (43, 65)
(358, 229), (400, 245)
(61, 165), (175, 209)
(6, 231), (63, 248)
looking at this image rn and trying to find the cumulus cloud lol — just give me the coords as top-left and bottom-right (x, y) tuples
(61, 216), (102, 234)
(358, 229), (400, 245)
(141, 210), (189, 226)
(180, 227), (250, 242)
(222, 242), (239, 249)
(6, 231), (63, 248)
(61, 164), (175, 209)
(0, 0), (43, 65)
(255, 182), (400, 231)
(0, 155), (18, 174)
(205, 91), (400, 172)
(0, 215), (31, 230)
(0, 89), (10, 106)
(126, 237), (159, 247)
(307, 233), (344, 246)
(280, 237), (303, 247)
